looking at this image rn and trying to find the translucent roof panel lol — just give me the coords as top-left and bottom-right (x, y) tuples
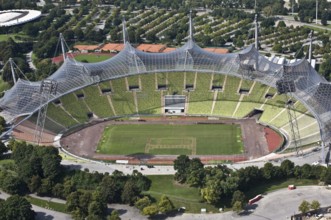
(1, 39), (331, 144)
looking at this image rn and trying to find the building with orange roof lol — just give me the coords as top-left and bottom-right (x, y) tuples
(162, 47), (176, 53)
(100, 43), (124, 53)
(73, 45), (101, 53)
(204, 48), (229, 54)
(136, 44), (166, 53)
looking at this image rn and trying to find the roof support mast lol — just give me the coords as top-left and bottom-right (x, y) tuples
(308, 31), (313, 64)
(59, 33), (66, 61)
(189, 10), (193, 40)
(9, 58), (16, 85)
(122, 18), (129, 45)
(254, 14), (259, 72)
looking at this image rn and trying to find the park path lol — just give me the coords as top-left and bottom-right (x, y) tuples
(0, 190), (71, 220)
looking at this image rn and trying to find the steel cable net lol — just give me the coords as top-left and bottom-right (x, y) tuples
(0, 39), (330, 144)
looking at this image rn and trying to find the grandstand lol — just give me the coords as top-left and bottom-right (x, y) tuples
(0, 14), (328, 158)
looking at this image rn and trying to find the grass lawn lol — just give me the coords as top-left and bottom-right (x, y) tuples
(145, 175), (318, 213)
(97, 124), (243, 155)
(144, 175), (222, 213)
(0, 159), (14, 166)
(0, 78), (10, 93)
(74, 54), (113, 63)
(26, 196), (68, 213)
(0, 34), (27, 42)
(244, 178), (318, 199)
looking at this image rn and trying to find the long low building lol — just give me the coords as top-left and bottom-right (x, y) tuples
(74, 43), (229, 54)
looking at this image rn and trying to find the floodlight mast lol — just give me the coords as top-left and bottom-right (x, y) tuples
(34, 80), (58, 145)
(285, 95), (302, 156)
(316, 0), (318, 25)
(276, 74), (302, 156)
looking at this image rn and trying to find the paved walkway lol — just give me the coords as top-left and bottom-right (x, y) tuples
(61, 146), (322, 176)
(0, 191), (71, 220)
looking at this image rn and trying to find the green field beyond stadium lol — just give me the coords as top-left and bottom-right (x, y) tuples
(97, 124), (244, 155)
(74, 54), (113, 63)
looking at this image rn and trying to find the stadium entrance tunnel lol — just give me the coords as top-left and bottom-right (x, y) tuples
(164, 95), (186, 115)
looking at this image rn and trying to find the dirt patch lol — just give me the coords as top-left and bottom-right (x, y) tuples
(264, 127), (284, 152)
(12, 120), (55, 145)
(60, 116), (283, 164)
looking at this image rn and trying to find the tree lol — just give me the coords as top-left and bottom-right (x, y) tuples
(99, 175), (125, 203)
(174, 155), (191, 183)
(28, 175), (41, 193)
(130, 170), (151, 191)
(87, 201), (107, 219)
(158, 195), (174, 213)
(237, 166), (262, 191)
(232, 190), (246, 206)
(280, 159), (295, 177)
(186, 158), (205, 187)
(0, 141), (7, 156)
(135, 196), (152, 211)
(272, 43), (283, 53)
(121, 179), (141, 205)
(322, 167), (331, 184)
(233, 201), (243, 213)
(142, 204), (159, 216)
(263, 6), (273, 17)
(262, 162), (275, 180)
(321, 11), (328, 26)
(2, 175), (27, 195)
(0, 195), (35, 220)
(37, 178), (53, 196)
(298, 200), (310, 214)
(311, 200), (320, 211)
(0, 116), (6, 134)
(66, 191), (81, 213)
(277, 21), (286, 28)
(52, 183), (64, 199)
(41, 153), (61, 179)
(108, 210), (121, 220)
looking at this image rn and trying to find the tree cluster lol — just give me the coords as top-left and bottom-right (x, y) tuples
(0, 0), (37, 10)
(298, 200), (320, 214)
(0, 141), (62, 195)
(174, 155), (331, 211)
(134, 194), (174, 216)
(0, 38), (32, 84)
(0, 195), (35, 220)
(296, 0), (331, 24)
(0, 140), (151, 220)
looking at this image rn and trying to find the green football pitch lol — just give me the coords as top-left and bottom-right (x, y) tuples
(96, 124), (244, 155)
(74, 54), (113, 63)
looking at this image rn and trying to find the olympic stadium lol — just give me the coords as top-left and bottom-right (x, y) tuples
(0, 16), (329, 164)
(0, 9), (41, 27)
